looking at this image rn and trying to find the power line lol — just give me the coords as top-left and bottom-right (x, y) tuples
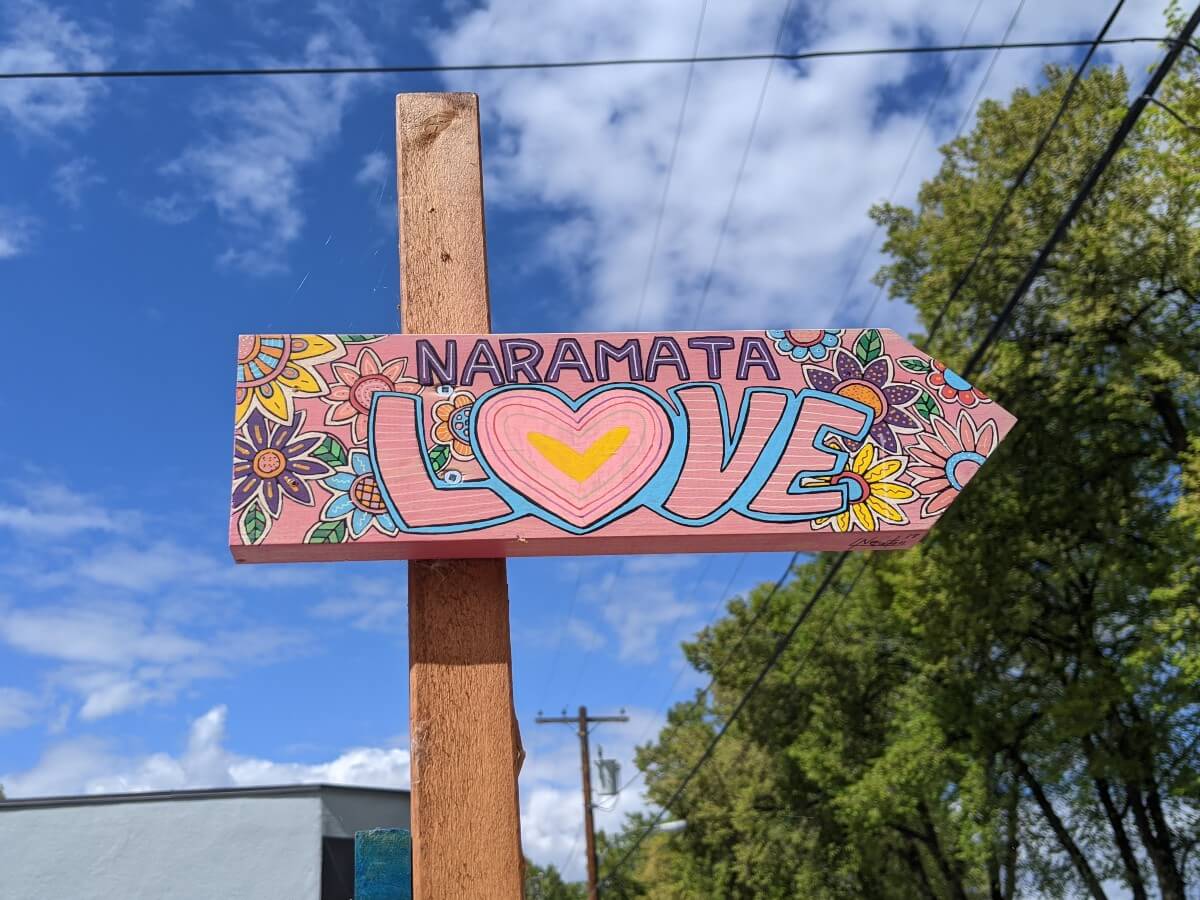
(615, 550), (804, 801)
(700, 551), (799, 689)
(573, 551), (715, 715)
(606, 551), (871, 859)
(611, 550), (802, 787)
(787, 556), (875, 685)
(616, 554), (751, 800)
(923, 0), (1129, 345)
(638, 554), (748, 745)
(557, 824), (584, 880)
(602, 6), (1200, 881)
(0, 37), (1169, 82)
(609, 554), (854, 801)
(537, 570), (584, 716)
(954, 0), (1032, 140)
(688, 0), (801, 328)
(631, 0), (710, 329)
(600, 552), (855, 883)
(834, 0), (988, 326)
(561, 559), (620, 710)
(959, 1), (1200, 379)
(855, 0), (1031, 328)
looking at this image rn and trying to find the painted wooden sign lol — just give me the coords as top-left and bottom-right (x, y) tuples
(229, 329), (1015, 562)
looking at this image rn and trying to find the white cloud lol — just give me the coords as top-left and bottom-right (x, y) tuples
(0, 595), (307, 720)
(0, 600), (204, 666)
(156, 6), (378, 274)
(580, 557), (702, 663)
(56, 536), (318, 594)
(354, 147), (396, 231)
(522, 784), (587, 867)
(0, 687), (39, 732)
(309, 577), (406, 631)
(564, 617), (606, 652)
(0, 481), (125, 536)
(143, 191), (199, 225)
(1, 705), (411, 797)
(0, 476), (325, 722)
(431, 0), (1168, 333)
(602, 588), (697, 664)
(355, 150), (388, 187)
(52, 157), (105, 209)
(0, 206), (36, 258)
(0, 0), (109, 138)
(75, 541), (219, 591)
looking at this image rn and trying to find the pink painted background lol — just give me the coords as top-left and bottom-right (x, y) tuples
(229, 329), (1015, 562)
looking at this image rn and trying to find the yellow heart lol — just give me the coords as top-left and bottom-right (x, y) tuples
(527, 427), (631, 484)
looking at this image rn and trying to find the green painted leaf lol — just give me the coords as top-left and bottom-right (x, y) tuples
(899, 356), (933, 374)
(429, 443), (451, 472)
(313, 435), (349, 468)
(241, 501), (268, 545)
(854, 329), (884, 366)
(306, 519), (347, 544)
(338, 334), (385, 343)
(915, 392), (942, 422)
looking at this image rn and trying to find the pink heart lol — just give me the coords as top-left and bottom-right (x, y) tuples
(474, 388), (672, 529)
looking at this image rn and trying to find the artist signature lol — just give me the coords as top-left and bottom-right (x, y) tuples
(847, 535), (916, 549)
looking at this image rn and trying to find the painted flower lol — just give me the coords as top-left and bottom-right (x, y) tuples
(898, 356), (989, 409)
(430, 388), (476, 461)
(232, 409), (333, 518)
(320, 450), (399, 538)
(803, 349), (922, 453)
(325, 347), (421, 444)
(907, 411), (999, 517)
(928, 360), (988, 408)
(808, 441), (917, 533)
(236, 334), (343, 426)
(767, 329), (841, 362)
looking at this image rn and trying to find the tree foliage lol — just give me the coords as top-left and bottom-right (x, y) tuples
(525, 858), (586, 900)
(605, 22), (1200, 900)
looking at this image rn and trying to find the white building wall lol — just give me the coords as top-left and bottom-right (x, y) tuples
(0, 795), (323, 900)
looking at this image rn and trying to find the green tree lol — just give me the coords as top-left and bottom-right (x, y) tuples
(615, 16), (1200, 899)
(525, 858), (586, 900)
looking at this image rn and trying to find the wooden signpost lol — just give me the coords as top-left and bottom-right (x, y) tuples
(228, 93), (1015, 898)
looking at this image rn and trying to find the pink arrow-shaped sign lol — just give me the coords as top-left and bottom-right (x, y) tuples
(228, 328), (1015, 563)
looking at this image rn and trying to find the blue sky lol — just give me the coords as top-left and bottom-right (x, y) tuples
(0, 0), (1169, 877)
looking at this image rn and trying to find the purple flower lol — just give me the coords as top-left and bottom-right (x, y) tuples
(803, 349), (922, 453)
(232, 409), (332, 518)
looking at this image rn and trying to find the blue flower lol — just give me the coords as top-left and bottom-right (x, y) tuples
(320, 450), (399, 538)
(767, 329), (841, 362)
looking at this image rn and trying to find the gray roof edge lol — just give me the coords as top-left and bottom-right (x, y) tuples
(0, 783), (410, 811)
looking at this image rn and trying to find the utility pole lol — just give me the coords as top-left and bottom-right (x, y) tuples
(536, 706), (629, 900)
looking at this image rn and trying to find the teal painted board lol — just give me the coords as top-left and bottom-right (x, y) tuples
(355, 828), (412, 900)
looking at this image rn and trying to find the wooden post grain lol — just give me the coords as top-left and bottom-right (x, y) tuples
(396, 92), (525, 900)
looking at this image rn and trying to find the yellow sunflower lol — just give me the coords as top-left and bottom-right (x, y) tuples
(809, 441), (916, 533)
(235, 334), (345, 425)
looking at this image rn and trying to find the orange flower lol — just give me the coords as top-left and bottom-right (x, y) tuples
(430, 390), (476, 460)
